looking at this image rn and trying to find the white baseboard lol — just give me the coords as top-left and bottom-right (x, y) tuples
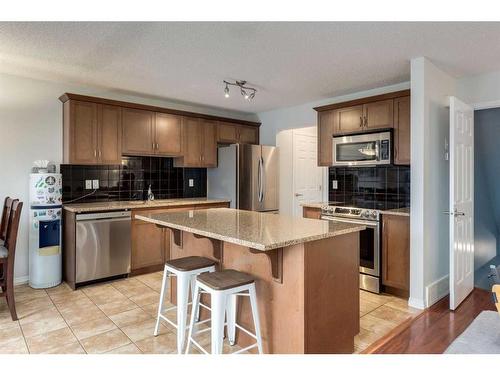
(14, 275), (29, 286)
(425, 274), (449, 307)
(408, 297), (425, 310)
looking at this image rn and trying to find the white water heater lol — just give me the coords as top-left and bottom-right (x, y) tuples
(29, 173), (62, 289)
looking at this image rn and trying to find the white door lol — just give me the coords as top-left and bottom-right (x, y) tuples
(449, 96), (474, 310)
(293, 133), (324, 216)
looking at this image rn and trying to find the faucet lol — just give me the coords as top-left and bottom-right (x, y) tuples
(147, 185), (155, 201)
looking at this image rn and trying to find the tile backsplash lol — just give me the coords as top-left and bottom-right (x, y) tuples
(328, 165), (410, 210)
(61, 156), (207, 203)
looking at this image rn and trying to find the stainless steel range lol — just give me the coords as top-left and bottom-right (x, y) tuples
(320, 205), (381, 293)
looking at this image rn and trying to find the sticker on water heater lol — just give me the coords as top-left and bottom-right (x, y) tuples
(45, 176), (56, 185)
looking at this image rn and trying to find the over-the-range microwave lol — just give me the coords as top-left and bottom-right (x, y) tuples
(332, 131), (391, 167)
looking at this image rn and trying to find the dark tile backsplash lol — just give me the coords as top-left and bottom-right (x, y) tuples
(61, 156), (207, 203)
(328, 165), (410, 210)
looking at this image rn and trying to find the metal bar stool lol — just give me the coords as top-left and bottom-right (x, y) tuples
(185, 269), (263, 354)
(154, 256), (216, 353)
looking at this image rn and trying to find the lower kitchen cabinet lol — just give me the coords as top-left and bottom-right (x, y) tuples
(381, 214), (410, 293)
(303, 206), (321, 219)
(130, 203), (230, 275)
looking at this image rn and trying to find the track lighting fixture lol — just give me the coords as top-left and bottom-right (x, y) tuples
(223, 80), (257, 101)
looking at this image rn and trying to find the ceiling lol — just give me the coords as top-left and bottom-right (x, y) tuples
(1, 22), (500, 113)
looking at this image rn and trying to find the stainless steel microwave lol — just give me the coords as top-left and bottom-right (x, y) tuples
(332, 131), (391, 167)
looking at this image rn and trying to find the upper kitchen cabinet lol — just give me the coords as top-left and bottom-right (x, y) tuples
(174, 117), (217, 168)
(154, 112), (183, 156)
(393, 96), (410, 165)
(363, 99), (394, 131)
(317, 110), (335, 166)
(333, 105), (364, 135)
(61, 99), (122, 165)
(217, 122), (259, 144)
(122, 108), (155, 156)
(314, 90), (410, 166)
(60, 93), (260, 165)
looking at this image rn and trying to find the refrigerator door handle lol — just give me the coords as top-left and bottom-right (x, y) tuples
(257, 158), (262, 202)
(261, 156), (265, 202)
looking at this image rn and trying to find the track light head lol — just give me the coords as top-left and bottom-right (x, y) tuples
(223, 80), (257, 102)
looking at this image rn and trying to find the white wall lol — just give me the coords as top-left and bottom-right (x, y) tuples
(410, 57), (457, 308)
(0, 72), (254, 283)
(257, 82), (410, 146)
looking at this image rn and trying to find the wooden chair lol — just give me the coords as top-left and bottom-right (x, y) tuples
(0, 200), (23, 321)
(0, 197), (17, 246)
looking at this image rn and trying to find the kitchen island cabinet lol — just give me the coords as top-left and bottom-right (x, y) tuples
(137, 208), (364, 354)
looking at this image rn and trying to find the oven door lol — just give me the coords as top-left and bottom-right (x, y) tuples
(320, 216), (380, 277)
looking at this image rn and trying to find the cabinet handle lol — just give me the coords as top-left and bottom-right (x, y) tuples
(364, 116), (368, 128)
(98, 150), (101, 158)
(359, 116), (363, 127)
(94, 150), (97, 158)
(156, 143), (159, 150)
(152, 143), (155, 150)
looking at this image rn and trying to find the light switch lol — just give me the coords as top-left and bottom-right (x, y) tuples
(85, 180), (92, 190)
(92, 180), (99, 189)
(189, 179), (194, 187)
(331, 180), (338, 190)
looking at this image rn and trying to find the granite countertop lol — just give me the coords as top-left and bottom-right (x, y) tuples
(136, 208), (365, 251)
(379, 207), (410, 217)
(63, 198), (231, 213)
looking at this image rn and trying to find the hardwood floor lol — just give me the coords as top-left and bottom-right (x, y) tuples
(366, 288), (496, 354)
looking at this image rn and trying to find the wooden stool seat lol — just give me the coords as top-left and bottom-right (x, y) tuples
(197, 269), (254, 291)
(166, 256), (216, 272)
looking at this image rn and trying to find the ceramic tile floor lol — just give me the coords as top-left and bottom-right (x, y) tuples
(354, 290), (422, 353)
(0, 271), (420, 354)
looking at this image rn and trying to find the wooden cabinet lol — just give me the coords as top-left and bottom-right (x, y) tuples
(381, 214), (410, 292)
(60, 93), (260, 165)
(333, 105), (364, 135)
(317, 110), (335, 166)
(303, 207), (321, 219)
(363, 99), (394, 131)
(175, 118), (217, 167)
(98, 104), (122, 164)
(122, 108), (155, 155)
(63, 100), (122, 164)
(238, 125), (259, 144)
(154, 113), (183, 156)
(314, 90), (410, 166)
(130, 202), (230, 274)
(393, 96), (410, 165)
(217, 122), (259, 144)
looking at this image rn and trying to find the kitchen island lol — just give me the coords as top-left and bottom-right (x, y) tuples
(136, 208), (364, 354)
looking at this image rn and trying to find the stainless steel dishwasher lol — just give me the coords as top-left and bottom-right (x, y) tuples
(75, 210), (131, 283)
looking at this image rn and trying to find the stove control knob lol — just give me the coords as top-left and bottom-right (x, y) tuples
(370, 211), (378, 219)
(328, 207), (335, 214)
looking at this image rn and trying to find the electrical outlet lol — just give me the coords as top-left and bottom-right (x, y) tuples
(92, 180), (99, 189)
(189, 179), (194, 187)
(85, 180), (92, 190)
(189, 210), (194, 218)
(331, 180), (338, 190)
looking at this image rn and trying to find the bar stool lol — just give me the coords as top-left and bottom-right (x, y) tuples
(185, 269), (263, 354)
(154, 256), (216, 353)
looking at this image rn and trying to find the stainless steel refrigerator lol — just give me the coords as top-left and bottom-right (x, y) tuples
(207, 144), (279, 212)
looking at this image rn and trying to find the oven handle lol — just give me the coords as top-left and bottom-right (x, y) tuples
(320, 216), (379, 227)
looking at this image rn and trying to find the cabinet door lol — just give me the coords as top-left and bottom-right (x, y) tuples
(333, 105), (364, 135)
(303, 207), (321, 219)
(217, 122), (238, 143)
(393, 96), (410, 165)
(364, 99), (394, 130)
(201, 119), (217, 167)
(180, 117), (203, 166)
(98, 104), (122, 165)
(238, 125), (259, 144)
(317, 110), (335, 166)
(131, 220), (165, 270)
(122, 108), (155, 155)
(382, 215), (410, 291)
(71, 100), (98, 164)
(155, 113), (183, 156)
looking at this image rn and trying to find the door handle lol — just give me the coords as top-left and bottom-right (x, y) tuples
(295, 193), (303, 197)
(261, 156), (265, 202)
